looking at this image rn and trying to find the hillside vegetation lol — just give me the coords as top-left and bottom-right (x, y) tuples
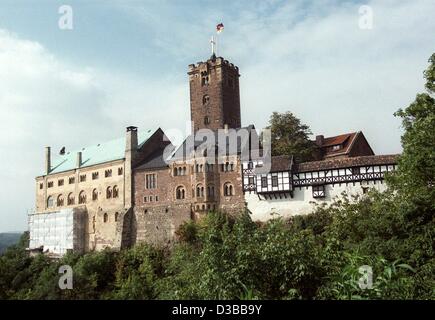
(0, 233), (22, 254)
(0, 54), (433, 300)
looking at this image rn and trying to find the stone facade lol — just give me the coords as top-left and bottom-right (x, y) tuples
(33, 128), (169, 253)
(188, 56), (241, 133)
(31, 54), (398, 254)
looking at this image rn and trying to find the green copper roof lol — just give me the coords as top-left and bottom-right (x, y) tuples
(47, 129), (156, 175)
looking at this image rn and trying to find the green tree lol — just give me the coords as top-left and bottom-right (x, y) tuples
(264, 111), (318, 161)
(391, 54), (435, 221)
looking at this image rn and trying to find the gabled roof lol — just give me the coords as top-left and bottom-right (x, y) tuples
(135, 145), (175, 171)
(322, 132), (355, 147)
(270, 155), (294, 172)
(317, 131), (374, 158)
(252, 155), (294, 174)
(46, 129), (157, 175)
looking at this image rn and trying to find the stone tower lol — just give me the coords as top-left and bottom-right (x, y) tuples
(188, 56), (241, 133)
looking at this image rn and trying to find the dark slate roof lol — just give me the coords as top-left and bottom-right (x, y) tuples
(295, 154), (399, 172)
(135, 145), (175, 171)
(170, 125), (256, 161)
(270, 155), (293, 172)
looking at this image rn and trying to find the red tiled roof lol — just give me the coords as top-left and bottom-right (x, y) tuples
(295, 154), (399, 172)
(322, 132), (356, 147)
(319, 132), (360, 157)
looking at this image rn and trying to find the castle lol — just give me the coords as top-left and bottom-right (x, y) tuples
(29, 54), (399, 256)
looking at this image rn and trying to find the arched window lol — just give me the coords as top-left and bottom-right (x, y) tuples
(78, 191), (86, 204)
(208, 185), (215, 197)
(57, 194), (64, 207)
(92, 189), (98, 201)
(67, 193), (75, 205)
(113, 186), (119, 198)
(196, 184), (204, 197)
(103, 213), (108, 223)
(182, 167), (186, 175)
(47, 196), (54, 208)
(202, 94), (210, 105)
(114, 212), (119, 222)
(224, 183), (234, 196)
(176, 186), (186, 200)
(204, 116), (210, 125)
(106, 186), (112, 199)
(173, 167), (178, 176)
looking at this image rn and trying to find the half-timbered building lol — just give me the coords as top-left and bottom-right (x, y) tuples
(243, 154), (398, 221)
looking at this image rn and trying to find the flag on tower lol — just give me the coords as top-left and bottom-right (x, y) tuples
(216, 23), (224, 33)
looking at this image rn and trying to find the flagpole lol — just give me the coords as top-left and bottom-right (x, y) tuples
(216, 33), (219, 57)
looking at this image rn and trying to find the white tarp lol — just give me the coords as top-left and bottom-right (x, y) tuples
(28, 208), (74, 256)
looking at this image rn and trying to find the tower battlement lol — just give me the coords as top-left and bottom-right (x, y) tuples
(188, 56), (241, 133)
(188, 56), (239, 73)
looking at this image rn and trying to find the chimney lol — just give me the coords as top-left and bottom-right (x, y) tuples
(315, 135), (324, 146)
(76, 151), (82, 168)
(125, 126), (138, 209)
(45, 146), (51, 175)
(126, 126), (138, 153)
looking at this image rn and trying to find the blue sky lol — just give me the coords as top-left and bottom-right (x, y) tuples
(0, 0), (434, 232)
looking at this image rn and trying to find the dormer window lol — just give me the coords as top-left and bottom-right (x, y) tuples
(332, 145), (341, 151)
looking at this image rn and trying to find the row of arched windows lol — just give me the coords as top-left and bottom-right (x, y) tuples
(195, 163), (215, 173)
(174, 183), (234, 201)
(174, 166), (187, 176)
(103, 212), (119, 223)
(195, 204), (216, 212)
(195, 184), (215, 198)
(47, 186), (119, 208)
(174, 163), (233, 176)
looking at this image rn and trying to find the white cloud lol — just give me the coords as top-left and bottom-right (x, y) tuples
(0, 29), (188, 232)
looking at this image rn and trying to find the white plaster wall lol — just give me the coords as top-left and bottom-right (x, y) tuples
(245, 180), (388, 222)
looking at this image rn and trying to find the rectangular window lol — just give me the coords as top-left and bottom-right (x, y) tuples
(155, 196), (159, 202)
(312, 185), (326, 198)
(80, 174), (86, 182)
(351, 167), (360, 175)
(272, 176), (278, 187)
(92, 172), (99, 180)
(39, 183), (43, 189)
(261, 177), (267, 188)
(118, 167), (123, 176)
(47, 181), (53, 188)
(146, 174), (156, 189)
(58, 179), (64, 186)
(248, 177), (255, 185)
(144, 196), (147, 202)
(69, 177), (75, 184)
